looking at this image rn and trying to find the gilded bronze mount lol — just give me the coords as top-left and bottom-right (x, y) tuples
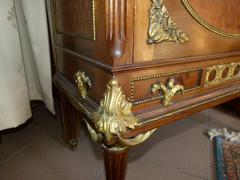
(148, 0), (189, 44)
(152, 78), (184, 106)
(74, 71), (156, 149)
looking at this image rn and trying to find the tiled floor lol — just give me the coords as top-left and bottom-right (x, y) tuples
(0, 105), (240, 180)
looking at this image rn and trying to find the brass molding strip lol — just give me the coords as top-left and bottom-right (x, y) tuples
(133, 87), (201, 105)
(138, 89), (240, 126)
(92, 0), (96, 40)
(181, 0), (240, 39)
(131, 68), (202, 104)
(133, 96), (162, 105)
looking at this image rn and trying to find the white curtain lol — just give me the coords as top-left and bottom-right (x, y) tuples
(0, 0), (54, 131)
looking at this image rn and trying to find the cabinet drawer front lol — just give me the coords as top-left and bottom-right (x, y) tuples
(131, 69), (202, 105)
(116, 58), (240, 112)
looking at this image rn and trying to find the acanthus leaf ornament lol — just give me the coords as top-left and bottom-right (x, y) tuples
(93, 78), (138, 143)
(148, 0), (189, 44)
(71, 77), (158, 148)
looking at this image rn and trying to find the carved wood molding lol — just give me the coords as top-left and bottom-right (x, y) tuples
(106, 0), (127, 59)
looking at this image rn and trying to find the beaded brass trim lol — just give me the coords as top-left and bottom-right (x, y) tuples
(133, 87), (200, 105)
(131, 69), (201, 104)
(138, 89), (240, 126)
(182, 0), (240, 39)
(133, 96), (162, 105)
(205, 62), (240, 86)
(92, 0), (96, 40)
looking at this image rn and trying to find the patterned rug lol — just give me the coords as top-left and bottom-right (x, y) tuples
(209, 129), (240, 180)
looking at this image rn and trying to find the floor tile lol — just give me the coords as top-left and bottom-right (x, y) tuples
(0, 105), (239, 180)
(99, 112), (211, 180)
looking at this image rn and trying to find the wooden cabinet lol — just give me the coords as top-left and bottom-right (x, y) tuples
(134, 0), (240, 62)
(47, 0), (240, 179)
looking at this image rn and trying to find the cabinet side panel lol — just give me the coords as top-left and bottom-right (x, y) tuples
(53, 0), (95, 40)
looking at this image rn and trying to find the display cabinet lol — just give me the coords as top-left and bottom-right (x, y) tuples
(47, 0), (240, 179)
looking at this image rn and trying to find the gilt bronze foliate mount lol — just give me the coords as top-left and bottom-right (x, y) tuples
(148, 0), (189, 44)
(152, 78), (184, 106)
(86, 78), (156, 148)
(74, 73), (156, 149)
(74, 71), (92, 99)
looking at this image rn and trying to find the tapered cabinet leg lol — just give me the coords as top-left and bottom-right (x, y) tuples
(103, 146), (129, 180)
(57, 93), (81, 150)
